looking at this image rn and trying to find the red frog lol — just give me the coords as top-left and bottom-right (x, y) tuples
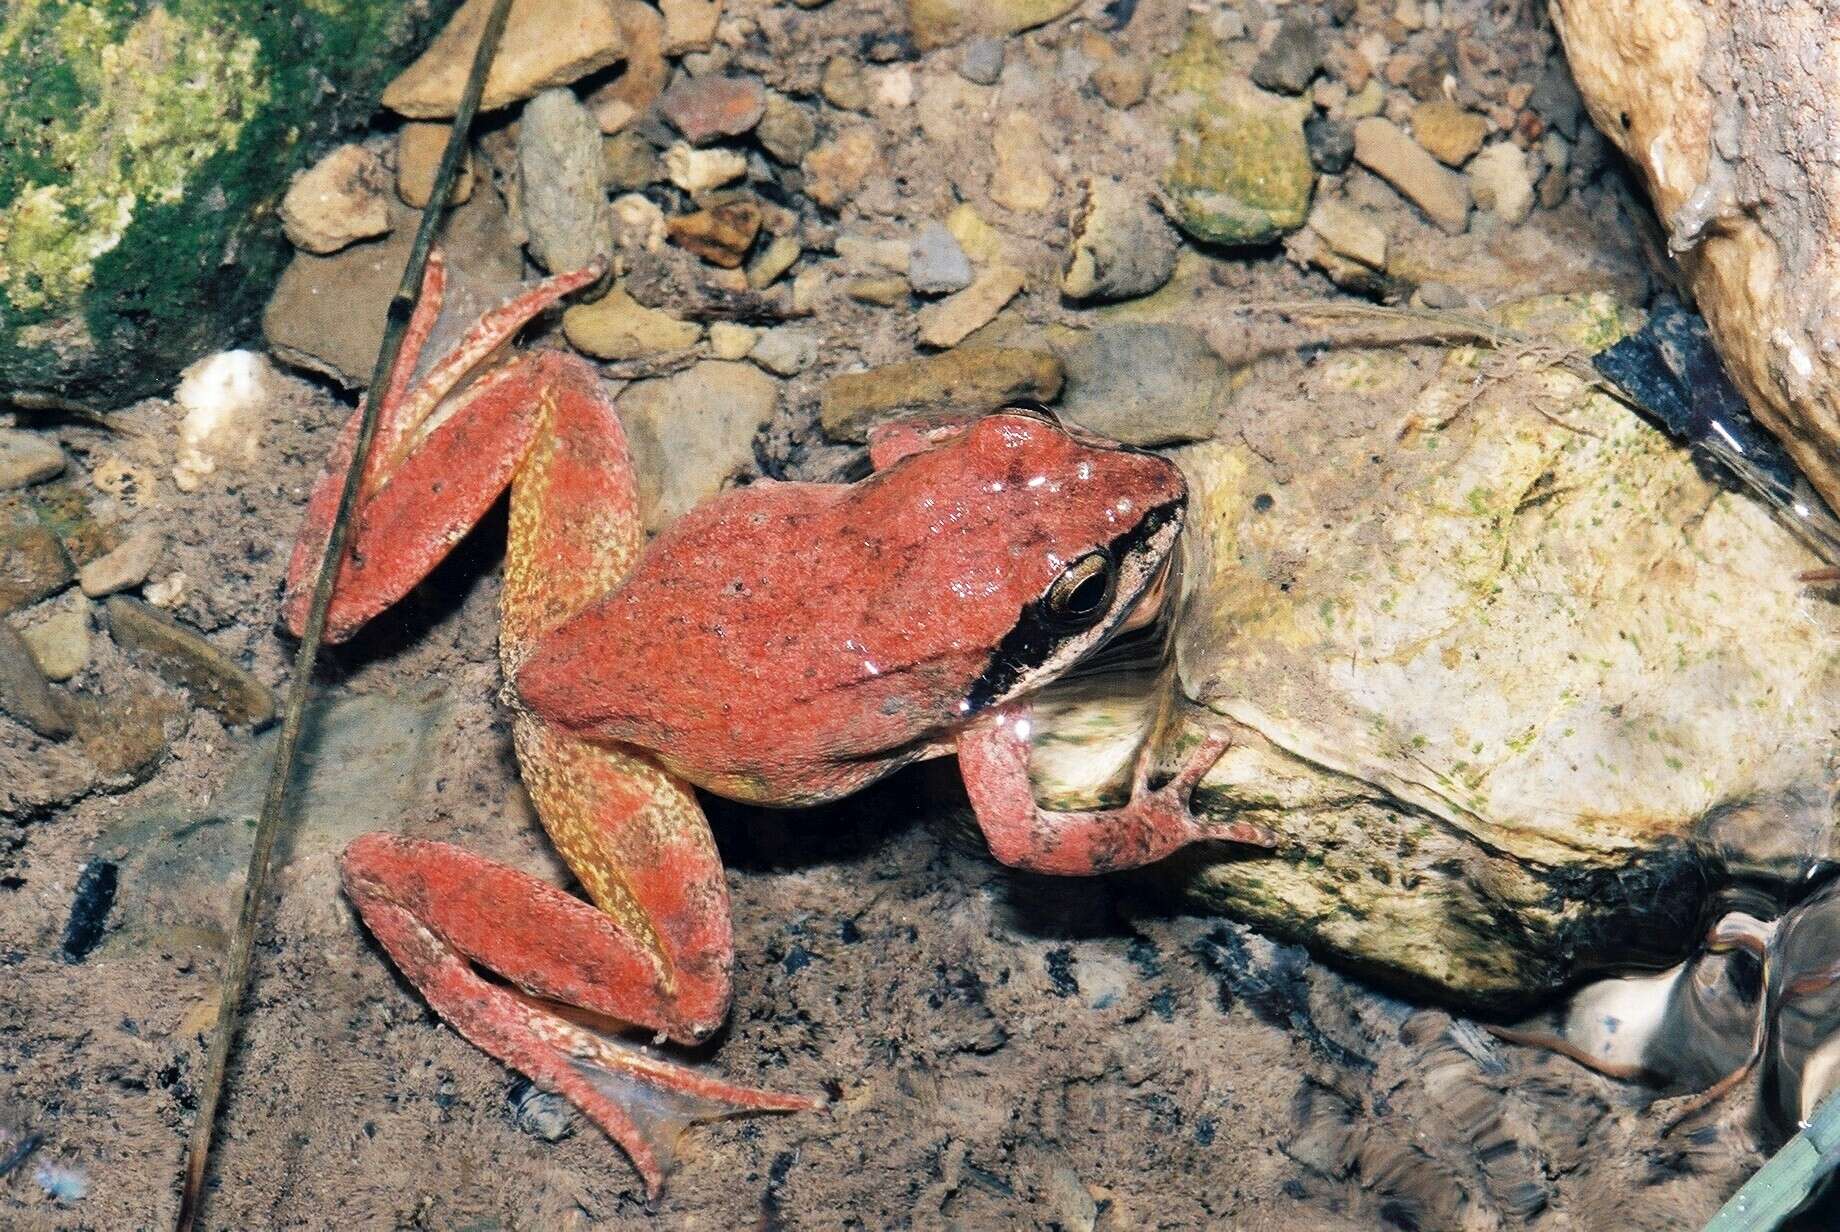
(283, 252), (1271, 1197)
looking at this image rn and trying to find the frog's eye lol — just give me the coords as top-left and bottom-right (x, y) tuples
(1043, 549), (1116, 630)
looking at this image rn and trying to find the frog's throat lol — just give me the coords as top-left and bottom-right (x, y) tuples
(963, 495), (1186, 715)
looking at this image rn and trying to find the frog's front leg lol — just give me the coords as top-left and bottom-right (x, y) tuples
(957, 703), (1276, 875)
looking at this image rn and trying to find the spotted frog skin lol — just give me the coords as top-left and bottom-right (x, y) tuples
(282, 254), (1271, 1197)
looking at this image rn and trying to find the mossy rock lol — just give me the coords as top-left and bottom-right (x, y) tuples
(0, 0), (460, 408)
(1156, 22), (1314, 247)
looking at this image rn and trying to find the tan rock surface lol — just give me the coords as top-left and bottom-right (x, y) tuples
(1553, 0), (1840, 514)
(382, 0), (627, 119)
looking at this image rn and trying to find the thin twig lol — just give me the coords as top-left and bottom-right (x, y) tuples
(1227, 298), (1640, 410)
(172, 3), (515, 1227)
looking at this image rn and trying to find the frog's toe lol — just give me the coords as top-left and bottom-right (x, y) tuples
(561, 1042), (826, 1199)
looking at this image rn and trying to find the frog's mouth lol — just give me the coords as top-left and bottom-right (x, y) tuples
(963, 494), (1186, 714)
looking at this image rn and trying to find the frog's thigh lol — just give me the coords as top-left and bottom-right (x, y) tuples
(499, 349), (643, 660)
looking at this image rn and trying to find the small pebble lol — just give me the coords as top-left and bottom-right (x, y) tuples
(77, 528), (164, 599)
(822, 54), (872, 112)
(1411, 100), (1489, 167)
(991, 112), (1055, 213)
(802, 128), (879, 210)
(381, 0), (626, 118)
(959, 37), (1004, 85)
(846, 276), (909, 307)
(18, 591), (89, 681)
(1307, 199), (1387, 270)
(746, 233), (802, 289)
(396, 122), (474, 209)
(835, 234), (910, 273)
(602, 131), (660, 191)
(908, 222), (974, 295)
(518, 88), (613, 273)
(0, 429), (66, 491)
(104, 596), (276, 727)
(667, 198), (762, 268)
(1251, 16), (1322, 95)
(946, 204), (1002, 264)
(750, 327), (819, 376)
(509, 1080), (576, 1142)
(1060, 176), (1176, 302)
(1353, 117), (1470, 233)
(915, 265), (1025, 349)
(659, 74), (766, 145)
(1304, 115), (1355, 174)
(1469, 141), (1535, 224)
(707, 322), (759, 360)
(612, 192), (668, 250)
(820, 347), (1062, 440)
(563, 289), (702, 360)
(0, 618), (68, 738)
(279, 144), (391, 255)
(756, 92), (818, 165)
(659, 0), (720, 54)
(664, 143), (748, 193)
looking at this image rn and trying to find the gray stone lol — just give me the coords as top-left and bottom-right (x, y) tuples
(104, 596), (275, 727)
(617, 362), (779, 532)
(0, 617), (68, 738)
(1055, 324), (1226, 446)
(1060, 177), (1177, 302)
(959, 37), (1004, 85)
(90, 688), (452, 954)
(749, 327), (819, 376)
(264, 191), (524, 387)
(756, 91), (819, 166)
(0, 429), (66, 491)
(510, 1083), (577, 1141)
(1250, 16), (1321, 95)
(517, 88), (614, 274)
(1305, 114), (1355, 174)
(907, 222), (974, 295)
(77, 528), (164, 598)
(18, 591), (91, 682)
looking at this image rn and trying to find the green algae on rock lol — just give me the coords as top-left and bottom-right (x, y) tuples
(1028, 293), (1840, 1009)
(0, 0), (459, 407)
(1157, 23), (1314, 247)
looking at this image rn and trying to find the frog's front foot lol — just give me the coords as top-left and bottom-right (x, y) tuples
(958, 706), (1274, 876)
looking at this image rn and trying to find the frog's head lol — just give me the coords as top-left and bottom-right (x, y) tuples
(865, 403), (1188, 716)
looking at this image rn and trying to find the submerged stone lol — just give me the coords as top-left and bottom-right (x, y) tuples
(1029, 292), (1840, 1009)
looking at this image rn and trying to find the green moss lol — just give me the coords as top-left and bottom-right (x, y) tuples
(0, 0), (460, 404)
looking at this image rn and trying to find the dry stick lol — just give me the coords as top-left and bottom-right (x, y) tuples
(1226, 298), (1633, 404)
(172, 3), (515, 1227)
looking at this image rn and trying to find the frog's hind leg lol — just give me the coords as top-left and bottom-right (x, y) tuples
(340, 359), (819, 1198)
(341, 822), (816, 1197)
